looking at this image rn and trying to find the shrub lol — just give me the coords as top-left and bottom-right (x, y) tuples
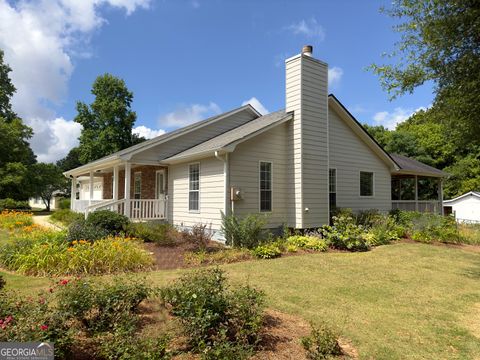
(127, 222), (179, 246)
(182, 223), (212, 250)
(286, 235), (328, 251)
(58, 198), (71, 210)
(365, 216), (402, 246)
(354, 209), (382, 227)
(97, 329), (171, 360)
(67, 220), (109, 243)
(409, 213), (464, 243)
(161, 268), (265, 353)
(0, 275), (5, 291)
(322, 216), (370, 252)
(86, 210), (129, 234)
(221, 212), (267, 249)
(0, 289), (73, 358)
(301, 322), (342, 360)
(50, 209), (83, 226)
(57, 277), (152, 333)
(252, 243), (282, 259)
(184, 248), (253, 266)
(459, 224), (480, 245)
(0, 198), (30, 211)
(0, 209), (33, 230)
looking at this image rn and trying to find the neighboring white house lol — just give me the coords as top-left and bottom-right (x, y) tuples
(443, 191), (480, 223)
(64, 45), (447, 236)
(29, 191), (63, 210)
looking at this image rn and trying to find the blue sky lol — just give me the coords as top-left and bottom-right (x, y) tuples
(0, 0), (433, 162)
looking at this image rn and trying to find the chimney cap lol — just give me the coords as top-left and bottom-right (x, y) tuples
(302, 45), (313, 56)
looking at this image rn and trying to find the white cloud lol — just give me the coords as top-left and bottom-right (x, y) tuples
(133, 125), (166, 139)
(28, 117), (82, 163)
(373, 106), (427, 130)
(241, 97), (269, 115)
(0, 0), (150, 161)
(286, 18), (325, 40)
(158, 102), (221, 128)
(328, 67), (343, 87)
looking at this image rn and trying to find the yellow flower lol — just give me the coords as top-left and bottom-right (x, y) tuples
(72, 240), (78, 245)
(67, 247), (75, 252)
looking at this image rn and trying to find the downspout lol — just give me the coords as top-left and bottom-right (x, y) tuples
(214, 151), (230, 216)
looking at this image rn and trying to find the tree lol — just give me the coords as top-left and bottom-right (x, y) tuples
(0, 49), (17, 121)
(74, 74), (144, 163)
(370, 0), (480, 147)
(56, 147), (82, 172)
(31, 163), (68, 211)
(0, 49), (36, 200)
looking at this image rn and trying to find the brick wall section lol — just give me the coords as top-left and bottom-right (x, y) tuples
(102, 166), (166, 200)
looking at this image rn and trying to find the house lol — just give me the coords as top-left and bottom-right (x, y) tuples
(64, 45), (447, 237)
(443, 191), (480, 223)
(29, 191), (64, 210)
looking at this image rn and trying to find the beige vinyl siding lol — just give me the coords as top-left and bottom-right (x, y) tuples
(328, 107), (391, 211)
(229, 123), (289, 228)
(168, 157), (225, 229)
(131, 111), (257, 163)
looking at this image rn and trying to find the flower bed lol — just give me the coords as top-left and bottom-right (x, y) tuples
(0, 213), (153, 276)
(0, 210), (33, 230)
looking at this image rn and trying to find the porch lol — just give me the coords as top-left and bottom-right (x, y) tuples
(70, 161), (168, 220)
(391, 174), (443, 214)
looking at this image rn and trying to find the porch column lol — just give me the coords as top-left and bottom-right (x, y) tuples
(70, 176), (76, 210)
(438, 178), (444, 215)
(113, 165), (119, 201)
(124, 162), (131, 217)
(89, 171), (94, 206)
(414, 175), (419, 212)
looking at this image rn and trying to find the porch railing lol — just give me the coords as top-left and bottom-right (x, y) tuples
(392, 200), (442, 214)
(72, 200), (105, 214)
(83, 198), (167, 220)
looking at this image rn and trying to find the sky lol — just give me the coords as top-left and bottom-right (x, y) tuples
(0, 0), (434, 163)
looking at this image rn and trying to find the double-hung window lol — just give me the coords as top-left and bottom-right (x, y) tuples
(259, 161), (272, 212)
(329, 168), (337, 209)
(189, 163), (200, 211)
(360, 171), (374, 197)
(134, 172), (142, 199)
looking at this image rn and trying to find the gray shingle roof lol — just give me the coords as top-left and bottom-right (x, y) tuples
(163, 110), (292, 162)
(390, 154), (448, 177)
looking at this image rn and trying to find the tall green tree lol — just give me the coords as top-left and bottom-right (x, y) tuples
(31, 163), (68, 211)
(75, 74), (144, 163)
(56, 147), (82, 172)
(370, 0), (480, 197)
(0, 49), (16, 122)
(0, 49), (36, 200)
(370, 0), (480, 148)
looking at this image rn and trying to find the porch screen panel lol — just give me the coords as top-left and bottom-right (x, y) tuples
(189, 164), (200, 211)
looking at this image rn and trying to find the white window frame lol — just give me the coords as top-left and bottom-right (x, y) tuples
(259, 160), (273, 213)
(155, 169), (166, 199)
(359, 171), (375, 197)
(134, 172), (142, 199)
(329, 168), (337, 194)
(188, 162), (200, 213)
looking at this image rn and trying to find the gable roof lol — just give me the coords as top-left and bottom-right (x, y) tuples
(390, 154), (448, 177)
(162, 110), (293, 164)
(443, 191), (480, 203)
(64, 104), (261, 176)
(328, 94), (400, 171)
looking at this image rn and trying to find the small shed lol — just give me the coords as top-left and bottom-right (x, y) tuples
(443, 191), (480, 223)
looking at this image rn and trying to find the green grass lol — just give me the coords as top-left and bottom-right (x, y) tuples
(1, 242), (480, 359)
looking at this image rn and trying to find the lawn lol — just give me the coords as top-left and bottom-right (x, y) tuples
(2, 242), (480, 359)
